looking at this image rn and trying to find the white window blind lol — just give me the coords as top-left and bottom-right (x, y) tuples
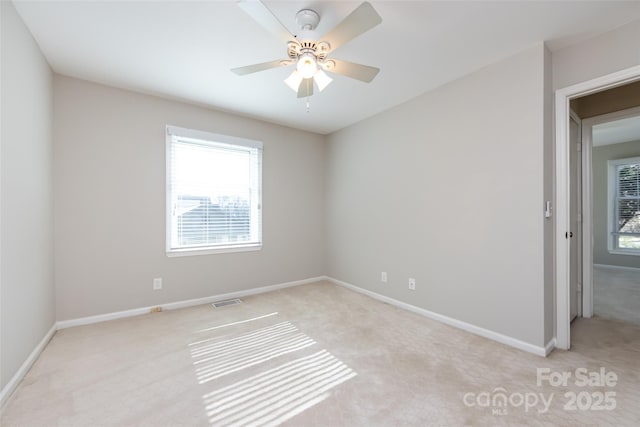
(166, 125), (262, 255)
(610, 157), (640, 254)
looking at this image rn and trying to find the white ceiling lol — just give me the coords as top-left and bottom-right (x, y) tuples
(593, 115), (640, 146)
(13, 1), (640, 135)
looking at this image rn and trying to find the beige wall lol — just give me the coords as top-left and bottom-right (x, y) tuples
(53, 76), (326, 321)
(326, 45), (549, 348)
(593, 140), (640, 268)
(1, 1), (55, 392)
(552, 19), (640, 90)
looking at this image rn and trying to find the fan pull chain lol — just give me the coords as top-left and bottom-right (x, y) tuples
(306, 97), (310, 113)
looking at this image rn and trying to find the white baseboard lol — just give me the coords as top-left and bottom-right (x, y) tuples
(57, 276), (326, 329)
(2, 275), (551, 410)
(327, 277), (550, 357)
(593, 263), (640, 272)
(2, 277), (326, 409)
(0, 323), (56, 409)
(544, 338), (556, 356)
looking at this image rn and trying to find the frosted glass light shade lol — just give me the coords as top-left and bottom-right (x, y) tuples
(314, 69), (332, 92)
(284, 70), (303, 92)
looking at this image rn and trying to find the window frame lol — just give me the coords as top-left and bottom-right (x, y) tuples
(607, 156), (640, 256)
(165, 125), (263, 257)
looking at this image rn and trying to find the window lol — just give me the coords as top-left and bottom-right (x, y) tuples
(166, 125), (262, 256)
(608, 156), (640, 255)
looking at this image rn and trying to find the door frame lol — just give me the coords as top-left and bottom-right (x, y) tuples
(569, 109), (583, 320)
(555, 65), (640, 350)
(580, 105), (640, 318)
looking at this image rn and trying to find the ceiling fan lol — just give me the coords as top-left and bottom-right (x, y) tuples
(231, 0), (382, 98)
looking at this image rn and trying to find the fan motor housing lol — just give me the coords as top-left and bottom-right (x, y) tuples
(287, 40), (330, 62)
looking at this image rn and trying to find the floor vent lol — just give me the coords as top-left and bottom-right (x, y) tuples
(211, 298), (242, 309)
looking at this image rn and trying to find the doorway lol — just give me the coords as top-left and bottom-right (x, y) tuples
(581, 107), (640, 325)
(555, 65), (640, 350)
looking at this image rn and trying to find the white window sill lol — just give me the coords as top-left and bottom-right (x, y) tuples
(167, 244), (262, 257)
(608, 249), (640, 257)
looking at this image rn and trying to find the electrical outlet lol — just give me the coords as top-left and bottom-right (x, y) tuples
(153, 278), (162, 290)
(408, 278), (416, 290)
(381, 272), (388, 283)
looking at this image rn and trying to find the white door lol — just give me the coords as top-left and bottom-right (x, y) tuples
(569, 113), (582, 321)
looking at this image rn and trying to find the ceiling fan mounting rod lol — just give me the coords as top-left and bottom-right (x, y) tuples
(295, 9), (320, 32)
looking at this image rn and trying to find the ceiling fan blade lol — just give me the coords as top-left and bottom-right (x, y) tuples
(324, 59), (380, 83)
(297, 78), (314, 98)
(321, 2), (382, 52)
(231, 60), (291, 76)
(238, 0), (295, 42)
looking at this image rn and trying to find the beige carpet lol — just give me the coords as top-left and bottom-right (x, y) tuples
(2, 281), (639, 426)
(594, 265), (640, 326)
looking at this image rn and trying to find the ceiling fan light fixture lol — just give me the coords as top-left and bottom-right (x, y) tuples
(284, 70), (303, 92)
(234, 0), (383, 101)
(296, 52), (317, 79)
(314, 69), (332, 92)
